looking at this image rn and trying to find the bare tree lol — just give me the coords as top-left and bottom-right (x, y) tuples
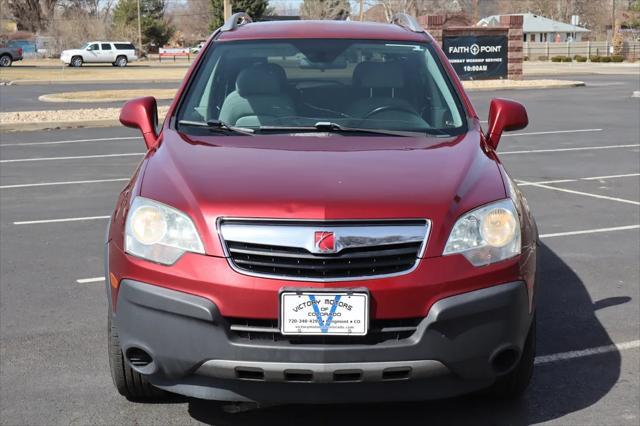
(300, 0), (351, 20)
(5, 0), (58, 32)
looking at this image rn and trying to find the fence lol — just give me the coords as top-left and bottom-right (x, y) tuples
(524, 41), (640, 60)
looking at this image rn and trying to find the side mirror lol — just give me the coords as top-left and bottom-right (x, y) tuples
(486, 98), (528, 150)
(120, 97), (158, 149)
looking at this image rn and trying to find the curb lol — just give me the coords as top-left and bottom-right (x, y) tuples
(0, 119), (120, 132)
(463, 81), (585, 91)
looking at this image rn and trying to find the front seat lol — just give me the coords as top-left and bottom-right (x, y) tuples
(219, 64), (296, 127)
(347, 61), (418, 120)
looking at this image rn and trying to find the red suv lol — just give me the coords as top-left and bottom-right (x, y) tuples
(107, 13), (537, 403)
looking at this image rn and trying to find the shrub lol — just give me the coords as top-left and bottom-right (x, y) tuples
(590, 55), (601, 62)
(600, 56), (612, 63)
(551, 56), (563, 62)
(611, 55), (624, 62)
(524, 56), (529, 61)
(561, 56), (573, 62)
(576, 56), (587, 62)
(538, 55), (548, 61)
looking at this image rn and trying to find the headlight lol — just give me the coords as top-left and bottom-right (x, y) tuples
(443, 199), (520, 266)
(125, 197), (204, 265)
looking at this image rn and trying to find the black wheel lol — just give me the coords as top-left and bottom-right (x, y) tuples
(487, 315), (536, 399)
(71, 56), (83, 67)
(0, 54), (12, 67)
(108, 312), (166, 401)
(115, 55), (128, 67)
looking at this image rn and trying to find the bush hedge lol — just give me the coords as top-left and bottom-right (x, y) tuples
(611, 55), (624, 62)
(600, 56), (612, 63)
(590, 55), (601, 62)
(576, 56), (587, 62)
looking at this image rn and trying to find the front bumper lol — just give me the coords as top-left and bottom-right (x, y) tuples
(113, 279), (533, 402)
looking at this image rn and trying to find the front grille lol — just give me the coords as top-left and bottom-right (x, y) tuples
(226, 241), (422, 279)
(227, 317), (421, 345)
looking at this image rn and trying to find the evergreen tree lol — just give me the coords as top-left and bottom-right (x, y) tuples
(209, 0), (269, 30)
(112, 0), (175, 49)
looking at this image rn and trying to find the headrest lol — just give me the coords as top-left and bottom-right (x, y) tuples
(236, 63), (285, 97)
(353, 61), (404, 88)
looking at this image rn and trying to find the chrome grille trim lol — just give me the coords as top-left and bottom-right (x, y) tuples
(217, 218), (431, 282)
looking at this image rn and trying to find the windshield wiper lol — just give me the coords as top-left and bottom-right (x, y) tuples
(312, 122), (432, 137)
(258, 122), (449, 137)
(178, 119), (254, 136)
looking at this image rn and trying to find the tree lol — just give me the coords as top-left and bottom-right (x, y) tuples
(209, 0), (269, 30)
(300, 0), (351, 19)
(5, 0), (58, 32)
(112, 0), (175, 49)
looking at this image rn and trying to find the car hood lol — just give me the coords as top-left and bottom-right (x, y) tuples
(140, 126), (506, 257)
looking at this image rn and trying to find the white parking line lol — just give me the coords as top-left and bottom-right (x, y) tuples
(501, 144), (640, 155)
(76, 277), (104, 284)
(504, 128), (602, 137)
(0, 178), (129, 189)
(535, 340), (640, 365)
(540, 225), (640, 238)
(13, 215), (110, 225)
(0, 136), (140, 147)
(0, 153), (144, 163)
(517, 173), (640, 187)
(517, 179), (640, 205)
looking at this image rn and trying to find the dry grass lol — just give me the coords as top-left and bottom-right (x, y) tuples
(40, 88), (178, 103)
(1, 60), (189, 83)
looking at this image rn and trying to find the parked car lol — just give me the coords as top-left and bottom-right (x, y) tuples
(190, 41), (206, 54)
(60, 41), (137, 67)
(108, 13), (537, 404)
(0, 45), (23, 67)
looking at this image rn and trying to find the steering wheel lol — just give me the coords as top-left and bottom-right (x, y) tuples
(362, 105), (417, 119)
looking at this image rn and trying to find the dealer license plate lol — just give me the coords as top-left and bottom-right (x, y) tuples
(280, 291), (369, 336)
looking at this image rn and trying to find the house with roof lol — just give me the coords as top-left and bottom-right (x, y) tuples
(478, 13), (590, 42)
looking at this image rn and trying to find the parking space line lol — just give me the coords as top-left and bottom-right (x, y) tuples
(504, 128), (602, 137)
(0, 136), (140, 147)
(77, 277), (104, 284)
(517, 173), (640, 187)
(517, 179), (640, 205)
(501, 144), (640, 155)
(0, 178), (129, 189)
(535, 340), (640, 365)
(0, 153), (144, 163)
(13, 215), (110, 225)
(540, 225), (640, 238)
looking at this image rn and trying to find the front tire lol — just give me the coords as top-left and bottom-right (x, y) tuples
(0, 54), (12, 67)
(71, 56), (83, 67)
(108, 312), (166, 401)
(487, 314), (536, 399)
(115, 55), (128, 67)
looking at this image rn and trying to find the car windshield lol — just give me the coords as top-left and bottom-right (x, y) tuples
(177, 39), (467, 136)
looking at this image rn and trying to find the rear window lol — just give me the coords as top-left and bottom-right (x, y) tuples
(114, 43), (135, 50)
(177, 39), (467, 136)
(101, 43), (112, 50)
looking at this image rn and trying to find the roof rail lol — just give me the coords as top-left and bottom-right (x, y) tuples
(390, 13), (424, 33)
(221, 12), (253, 32)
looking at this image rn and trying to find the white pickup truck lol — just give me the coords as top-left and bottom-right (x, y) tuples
(60, 41), (138, 67)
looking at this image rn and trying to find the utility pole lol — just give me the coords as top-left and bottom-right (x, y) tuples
(359, 0), (365, 21)
(137, 0), (142, 55)
(224, 0), (232, 21)
(611, 0), (616, 38)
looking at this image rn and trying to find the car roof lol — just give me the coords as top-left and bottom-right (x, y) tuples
(216, 20), (429, 42)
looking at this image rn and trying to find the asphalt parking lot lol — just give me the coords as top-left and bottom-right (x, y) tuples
(0, 74), (638, 425)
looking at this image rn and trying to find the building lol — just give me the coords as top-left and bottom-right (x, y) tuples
(478, 13), (590, 42)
